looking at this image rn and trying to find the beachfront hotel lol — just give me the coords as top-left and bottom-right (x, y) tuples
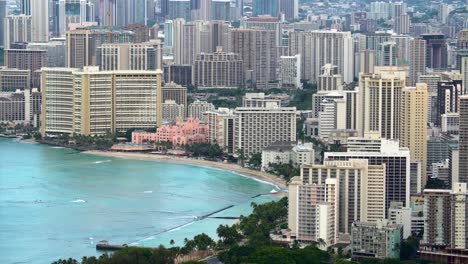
(40, 66), (160, 136)
(233, 103), (297, 156)
(131, 117), (208, 146)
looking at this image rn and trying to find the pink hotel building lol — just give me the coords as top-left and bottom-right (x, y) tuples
(132, 117), (208, 145)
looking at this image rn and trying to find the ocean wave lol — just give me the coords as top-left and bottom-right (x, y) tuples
(50, 146), (65, 149)
(71, 199), (86, 203)
(143, 190), (153, 194)
(93, 160), (111, 164)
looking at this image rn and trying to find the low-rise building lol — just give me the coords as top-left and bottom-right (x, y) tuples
(351, 220), (402, 259)
(261, 141), (315, 170)
(132, 117), (208, 146)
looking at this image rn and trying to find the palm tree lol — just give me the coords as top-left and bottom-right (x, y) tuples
(317, 238), (326, 248)
(170, 239), (175, 246)
(237, 148), (246, 166)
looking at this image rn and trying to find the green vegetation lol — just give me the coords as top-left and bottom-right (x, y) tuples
(248, 153), (262, 168)
(72, 133), (116, 150)
(267, 161), (300, 182)
(288, 82), (316, 110)
(185, 143), (224, 159)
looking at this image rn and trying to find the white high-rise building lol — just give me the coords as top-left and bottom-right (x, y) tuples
(31, 0), (49, 42)
(162, 100), (184, 123)
(188, 100), (215, 121)
(4, 15), (32, 49)
(289, 30), (353, 84)
(234, 104), (296, 155)
(58, 0), (87, 36)
(204, 108), (235, 154)
(280, 55), (302, 89)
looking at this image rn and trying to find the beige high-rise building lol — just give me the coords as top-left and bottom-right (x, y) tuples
(289, 159), (386, 245)
(451, 182), (468, 249)
(231, 28), (277, 89)
(409, 38), (426, 86)
(41, 67), (160, 136)
(233, 104), (296, 155)
(193, 47), (244, 88)
(357, 66), (407, 139)
(96, 43), (159, 71)
(400, 83), (428, 187)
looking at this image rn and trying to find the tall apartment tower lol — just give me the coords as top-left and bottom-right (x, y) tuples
(66, 28), (134, 68)
(0, 0), (7, 48)
(400, 83), (428, 187)
(377, 42), (397, 66)
(96, 43), (157, 71)
(253, 0), (279, 17)
(409, 38), (426, 86)
(394, 13), (410, 35)
(231, 28), (277, 89)
(31, 0), (49, 42)
(422, 189), (452, 247)
(58, 0), (88, 35)
(451, 182), (468, 249)
(357, 67), (407, 139)
(4, 15), (32, 49)
(421, 33), (448, 69)
(459, 95), (468, 183)
(21, 0), (31, 15)
(279, 0), (299, 21)
(289, 30), (353, 84)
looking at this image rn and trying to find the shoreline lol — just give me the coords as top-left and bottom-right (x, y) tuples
(84, 150), (287, 189)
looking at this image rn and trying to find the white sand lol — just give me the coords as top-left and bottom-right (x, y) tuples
(84, 150), (287, 189)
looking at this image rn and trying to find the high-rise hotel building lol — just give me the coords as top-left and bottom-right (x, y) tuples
(357, 66), (407, 139)
(325, 136), (411, 218)
(289, 159), (386, 245)
(234, 104), (296, 155)
(193, 47), (244, 88)
(40, 67), (160, 136)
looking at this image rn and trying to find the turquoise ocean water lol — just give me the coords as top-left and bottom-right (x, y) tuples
(0, 138), (279, 264)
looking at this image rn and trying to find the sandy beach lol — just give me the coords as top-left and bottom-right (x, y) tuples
(84, 150), (287, 189)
